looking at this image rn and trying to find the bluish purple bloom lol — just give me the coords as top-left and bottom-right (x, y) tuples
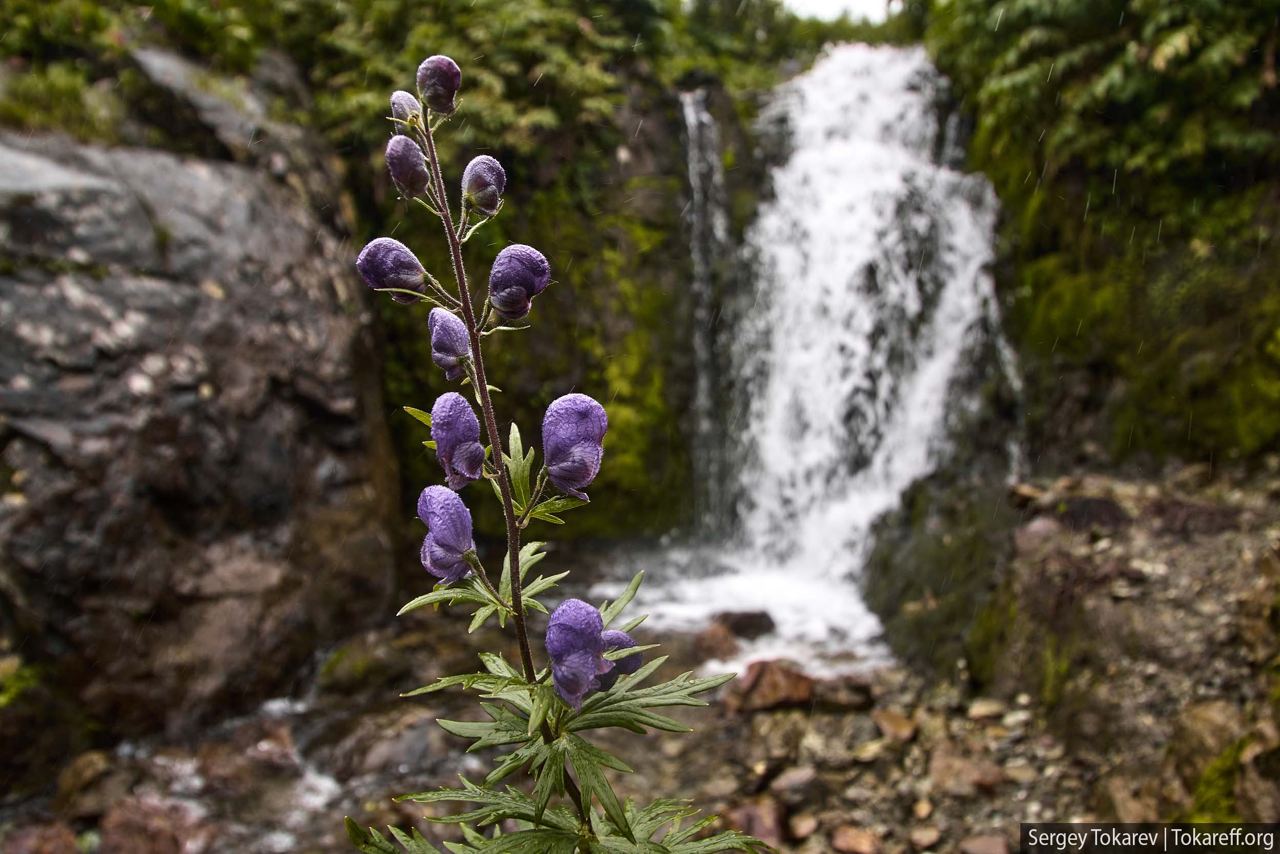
(596, 629), (642, 691)
(417, 485), (474, 582)
(542, 394), (607, 501)
(429, 308), (470, 382)
(356, 237), (425, 304)
(431, 392), (485, 490)
(488, 244), (551, 321)
(390, 90), (422, 130)
(417, 55), (461, 115)
(545, 599), (612, 710)
(461, 155), (506, 217)
(386, 135), (431, 198)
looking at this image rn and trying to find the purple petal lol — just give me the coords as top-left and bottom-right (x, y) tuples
(415, 485), (474, 555)
(386, 135), (431, 198)
(356, 238), (425, 303)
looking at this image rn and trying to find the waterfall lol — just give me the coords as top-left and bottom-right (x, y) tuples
(603, 44), (1010, 672)
(680, 89), (732, 528)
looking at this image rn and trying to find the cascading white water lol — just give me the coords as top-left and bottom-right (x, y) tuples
(602, 44), (1007, 672)
(680, 89), (732, 527)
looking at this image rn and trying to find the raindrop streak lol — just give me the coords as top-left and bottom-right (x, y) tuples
(599, 46), (1016, 673)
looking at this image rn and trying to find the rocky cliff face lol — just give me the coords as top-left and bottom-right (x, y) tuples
(0, 49), (398, 795)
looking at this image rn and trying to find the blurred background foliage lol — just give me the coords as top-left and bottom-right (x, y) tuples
(0, 0), (875, 539)
(925, 0), (1280, 461)
(2, 0), (1276, 532)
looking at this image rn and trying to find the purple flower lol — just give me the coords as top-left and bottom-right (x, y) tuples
(461, 155), (506, 217)
(542, 394), (607, 500)
(390, 90), (422, 130)
(596, 629), (642, 691)
(431, 392), (485, 490)
(416, 485), (474, 582)
(488, 244), (551, 321)
(429, 308), (469, 382)
(545, 599), (612, 710)
(386, 135), (431, 198)
(356, 237), (425, 304)
(417, 55), (461, 115)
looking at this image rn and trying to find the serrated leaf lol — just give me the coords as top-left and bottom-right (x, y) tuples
(404, 406), (433, 428)
(566, 734), (633, 841)
(527, 683), (553, 736)
(521, 571), (568, 601)
(600, 571), (644, 627)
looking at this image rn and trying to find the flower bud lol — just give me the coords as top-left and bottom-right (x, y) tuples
(428, 308), (469, 382)
(542, 393), (607, 501)
(386, 135), (431, 198)
(390, 90), (422, 131)
(416, 485), (474, 582)
(356, 237), (425, 304)
(461, 155), (506, 217)
(431, 392), (485, 490)
(545, 599), (611, 710)
(488, 244), (550, 321)
(416, 55), (461, 115)
(596, 629), (643, 691)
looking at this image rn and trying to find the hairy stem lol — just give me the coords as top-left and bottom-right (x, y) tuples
(419, 115), (591, 833)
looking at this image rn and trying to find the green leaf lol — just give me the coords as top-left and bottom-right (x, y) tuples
(603, 643), (658, 661)
(345, 818), (443, 854)
(616, 614), (647, 633)
(404, 406), (433, 429)
(398, 585), (490, 616)
(503, 423), (536, 510)
(526, 495), (588, 525)
(527, 682), (553, 736)
(566, 734), (633, 842)
(600, 571), (644, 627)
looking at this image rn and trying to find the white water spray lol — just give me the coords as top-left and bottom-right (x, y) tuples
(605, 45), (1007, 672)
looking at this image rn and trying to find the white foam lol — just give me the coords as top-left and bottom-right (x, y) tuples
(600, 45), (1002, 675)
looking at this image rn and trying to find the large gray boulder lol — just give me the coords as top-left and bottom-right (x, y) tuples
(0, 84), (396, 792)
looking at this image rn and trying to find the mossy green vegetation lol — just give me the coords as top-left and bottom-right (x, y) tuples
(1182, 738), (1247, 823)
(0, 0), (859, 538)
(924, 0), (1280, 462)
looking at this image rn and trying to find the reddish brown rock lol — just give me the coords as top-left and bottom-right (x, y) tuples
(4, 823), (79, 854)
(871, 707), (916, 743)
(725, 796), (784, 847)
(693, 622), (740, 662)
(832, 824), (882, 854)
(723, 660), (814, 713)
(959, 834), (1009, 854)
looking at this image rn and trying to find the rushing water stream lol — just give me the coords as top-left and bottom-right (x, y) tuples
(601, 44), (1008, 672)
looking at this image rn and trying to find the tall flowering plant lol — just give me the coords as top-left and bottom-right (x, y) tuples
(346, 55), (765, 854)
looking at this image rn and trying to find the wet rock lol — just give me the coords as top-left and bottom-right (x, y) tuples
(871, 707), (916, 743)
(3, 823), (80, 854)
(725, 796), (784, 847)
(966, 698), (1007, 720)
(1054, 496), (1130, 532)
(768, 765), (821, 805)
(1148, 497), (1241, 539)
(910, 826), (942, 850)
(813, 673), (874, 711)
(693, 622), (740, 661)
(1014, 516), (1063, 555)
(0, 119), (395, 790)
(724, 660), (814, 713)
(789, 813), (819, 840)
(928, 745), (1004, 797)
(831, 824), (881, 853)
(99, 795), (216, 853)
(1169, 700), (1246, 786)
(959, 834), (1009, 854)
(712, 611), (776, 640)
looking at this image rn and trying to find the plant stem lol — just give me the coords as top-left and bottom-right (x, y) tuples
(418, 115), (592, 833)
